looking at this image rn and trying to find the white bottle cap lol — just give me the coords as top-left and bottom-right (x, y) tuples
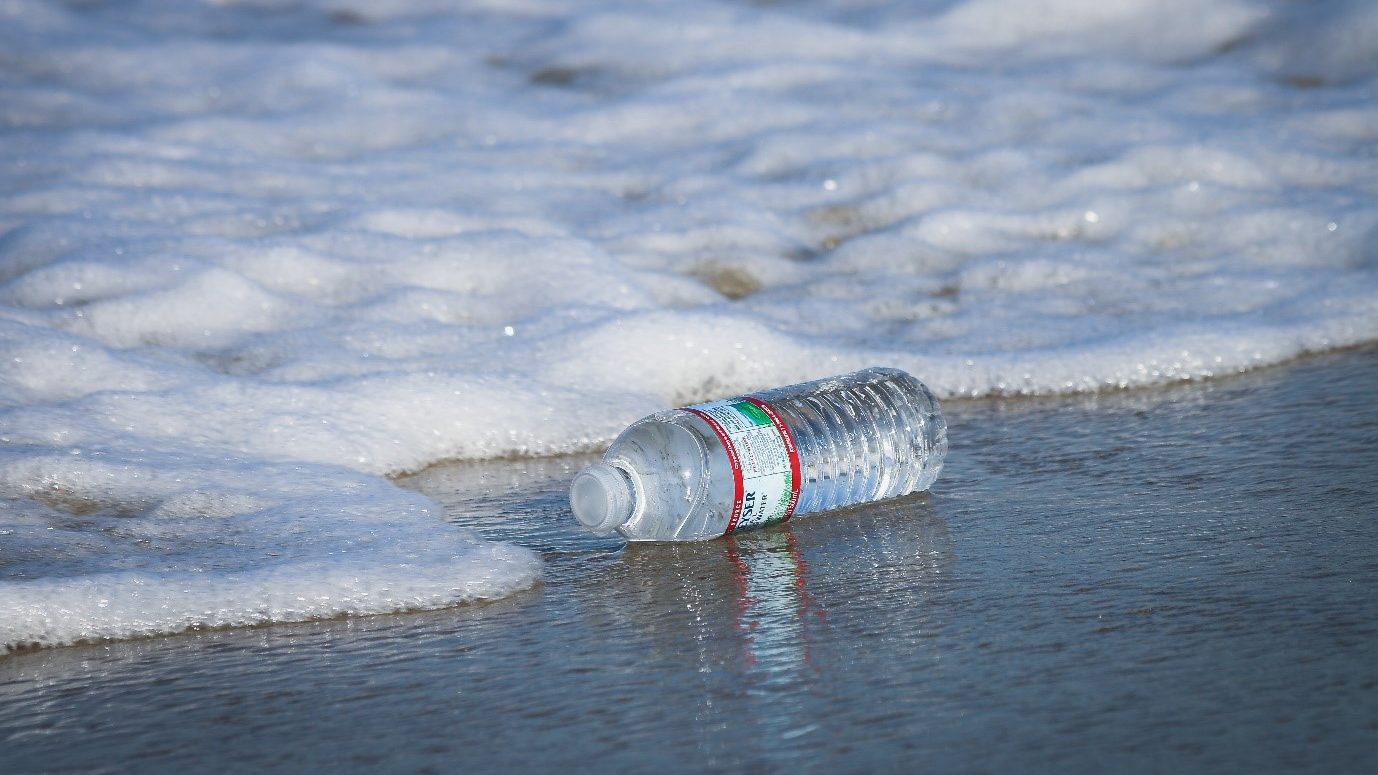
(570, 463), (635, 534)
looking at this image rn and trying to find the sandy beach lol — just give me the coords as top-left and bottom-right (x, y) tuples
(4, 1), (1378, 769)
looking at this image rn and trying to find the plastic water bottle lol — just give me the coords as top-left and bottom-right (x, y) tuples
(570, 367), (947, 541)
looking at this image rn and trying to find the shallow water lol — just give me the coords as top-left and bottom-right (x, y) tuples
(3, 347), (1375, 772)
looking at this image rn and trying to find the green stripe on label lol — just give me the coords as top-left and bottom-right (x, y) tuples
(734, 400), (772, 426)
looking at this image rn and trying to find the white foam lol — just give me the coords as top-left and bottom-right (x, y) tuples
(3, 0), (1377, 650)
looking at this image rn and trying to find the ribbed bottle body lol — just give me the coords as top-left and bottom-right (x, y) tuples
(569, 367), (947, 542)
(754, 367), (947, 516)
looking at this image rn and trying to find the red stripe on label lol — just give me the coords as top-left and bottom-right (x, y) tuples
(685, 407), (745, 533)
(744, 397), (802, 522)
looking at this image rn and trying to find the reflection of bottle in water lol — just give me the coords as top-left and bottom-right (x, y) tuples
(570, 367), (947, 541)
(727, 530), (816, 675)
(595, 529), (824, 764)
(586, 504), (954, 760)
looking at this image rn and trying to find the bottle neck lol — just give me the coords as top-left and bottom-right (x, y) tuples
(570, 463), (635, 534)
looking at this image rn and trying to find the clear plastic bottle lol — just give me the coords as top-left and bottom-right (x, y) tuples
(570, 367), (947, 541)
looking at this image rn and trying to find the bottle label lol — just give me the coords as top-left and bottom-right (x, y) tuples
(683, 397), (802, 535)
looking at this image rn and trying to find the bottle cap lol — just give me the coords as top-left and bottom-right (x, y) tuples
(570, 463), (635, 534)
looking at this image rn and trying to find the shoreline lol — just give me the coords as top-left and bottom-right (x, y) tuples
(3, 344), (1375, 772)
(4, 342), (1373, 658)
(392, 340), (1378, 483)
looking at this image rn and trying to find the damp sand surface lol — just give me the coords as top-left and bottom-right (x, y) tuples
(2, 348), (1376, 772)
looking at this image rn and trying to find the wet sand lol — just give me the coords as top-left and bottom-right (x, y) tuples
(2, 347), (1376, 772)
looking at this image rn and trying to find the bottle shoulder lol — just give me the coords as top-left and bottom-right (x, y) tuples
(604, 409), (736, 541)
(610, 409), (723, 455)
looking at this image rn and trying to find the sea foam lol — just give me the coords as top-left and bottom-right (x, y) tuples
(3, 0), (1377, 649)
